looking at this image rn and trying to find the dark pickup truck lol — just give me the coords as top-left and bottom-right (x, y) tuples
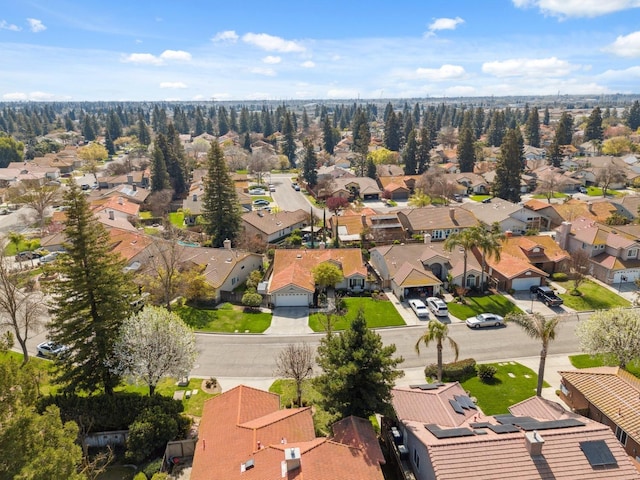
(530, 285), (564, 307)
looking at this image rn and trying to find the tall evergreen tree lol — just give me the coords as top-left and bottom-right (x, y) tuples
(457, 124), (476, 173)
(546, 137), (563, 168)
(302, 139), (318, 187)
(525, 107), (540, 147)
(543, 106), (550, 126)
(314, 309), (404, 419)
(416, 126), (431, 174)
(584, 106), (603, 142)
(402, 129), (418, 174)
(322, 116), (336, 155)
(218, 107), (230, 136)
(493, 128), (523, 203)
(202, 141), (241, 247)
(366, 158), (377, 179)
(627, 100), (640, 131)
(165, 124), (188, 196)
(136, 115), (151, 146)
(150, 139), (169, 192)
(47, 183), (136, 395)
(556, 112), (574, 145)
(281, 112), (297, 168)
(105, 132), (115, 156)
(486, 110), (506, 147)
(383, 110), (401, 151)
(351, 109), (370, 176)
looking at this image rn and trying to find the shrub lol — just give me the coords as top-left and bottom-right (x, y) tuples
(476, 364), (497, 382)
(424, 358), (477, 382)
(141, 459), (163, 479)
(550, 272), (568, 282)
(205, 377), (217, 389)
(133, 473), (148, 480)
(127, 407), (191, 463)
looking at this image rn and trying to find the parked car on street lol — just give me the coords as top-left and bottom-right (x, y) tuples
(15, 251), (43, 261)
(426, 297), (449, 317)
(37, 341), (68, 358)
(465, 313), (505, 329)
(269, 184), (276, 192)
(252, 199), (270, 207)
(408, 299), (429, 318)
(578, 186), (588, 194)
(248, 188), (266, 195)
(39, 251), (63, 264)
(292, 182), (301, 191)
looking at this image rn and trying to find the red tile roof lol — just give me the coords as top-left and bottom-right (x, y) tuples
(191, 385), (384, 480)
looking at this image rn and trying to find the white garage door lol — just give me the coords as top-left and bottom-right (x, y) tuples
(511, 277), (541, 291)
(613, 271), (638, 283)
(275, 293), (309, 307)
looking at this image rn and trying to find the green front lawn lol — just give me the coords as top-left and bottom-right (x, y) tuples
(168, 212), (185, 228)
(4, 239), (41, 256)
(470, 195), (492, 202)
(586, 186), (622, 197)
(174, 302), (272, 333)
(139, 211), (152, 220)
(447, 294), (522, 320)
(555, 280), (630, 310)
(532, 192), (568, 199)
(569, 354), (640, 378)
(308, 297), (405, 332)
(461, 362), (549, 415)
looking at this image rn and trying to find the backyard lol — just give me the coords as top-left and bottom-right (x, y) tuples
(308, 296), (405, 332)
(174, 302), (272, 333)
(569, 353), (640, 378)
(447, 294), (522, 320)
(460, 362), (549, 415)
(555, 279), (630, 310)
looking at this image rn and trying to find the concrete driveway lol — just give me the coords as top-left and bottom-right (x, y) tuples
(505, 290), (573, 316)
(264, 307), (314, 335)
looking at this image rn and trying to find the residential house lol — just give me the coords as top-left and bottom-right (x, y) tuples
(499, 234), (570, 277)
(556, 217), (640, 284)
(98, 171), (149, 190)
(320, 177), (382, 201)
(369, 240), (482, 298)
(389, 384), (637, 480)
(524, 198), (618, 229)
(610, 194), (640, 222)
(483, 170), (532, 193)
(449, 172), (490, 195)
(329, 209), (405, 244)
(191, 385), (385, 480)
(91, 196), (140, 222)
(460, 197), (546, 235)
(267, 248), (368, 307)
(568, 155), (638, 189)
(559, 367), (640, 460)
(376, 164), (405, 177)
(87, 183), (150, 205)
(5, 162), (58, 186)
(483, 249), (548, 291)
(132, 239), (262, 303)
(316, 165), (355, 182)
(396, 206), (478, 241)
(241, 209), (309, 245)
(182, 185), (205, 226)
(532, 165), (582, 193)
(377, 174), (421, 200)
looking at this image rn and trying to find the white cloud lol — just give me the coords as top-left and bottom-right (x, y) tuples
(301, 60), (315, 68)
(3, 91), (55, 101)
(249, 67), (276, 76)
(482, 57), (578, 77)
(211, 92), (231, 100)
(445, 85), (477, 96)
(598, 65), (640, 79)
(415, 64), (466, 81)
(159, 82), (187, 89)
(27, 18), (46, 33)
(242, 32), (305, 52)
(512, 0), (640, 18)
(160, 50), (192, 61)
(606, 31), (640, 57)
(0, 20), (21, 31)
(3, 92), (28, 100)
(427, 17), (464, 34)
(262, 55), (281, 64)
(211, 30), (238, 43)
(121, 53), (164, 65)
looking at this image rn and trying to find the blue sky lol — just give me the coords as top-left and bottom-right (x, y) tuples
(2, 0), (640, 101)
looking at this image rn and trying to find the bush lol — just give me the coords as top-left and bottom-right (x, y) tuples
(127, 407), (191, 463)
(424, 358), (477, 382)
(141, 459), (163, 479)
(133, 473), (148, 480)
(550, 272), (568, 282)
(205, 377), (218, 389)
(476, 364), (497, 382)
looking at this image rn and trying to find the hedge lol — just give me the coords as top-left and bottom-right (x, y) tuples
(424, 358), (477, 382)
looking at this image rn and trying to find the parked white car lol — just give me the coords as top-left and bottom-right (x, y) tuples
(408, 299), (429, 319)
(248, 188), (266, 195)
(426, 297), (449, 317)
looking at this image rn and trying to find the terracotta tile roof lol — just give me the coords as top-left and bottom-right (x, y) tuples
(560, 367), (640, 447)
(392, 384), (478, 427)
(331, 416), (386, 466)
(331, 214), (368, 236)
(524, 199), (553, 211)
(485, 252), (547, 279)
(269, 248), (366, 293)
(191, 385), (384, 480)
(393, 262), (441, 287)
(500, 235), (570, 265)
(242, 209), (308, 235)
(108, 228), (154, 261)
(553, 199), (617, 223)
(568, 217), (640, 249)
(91, 196), (140, 217)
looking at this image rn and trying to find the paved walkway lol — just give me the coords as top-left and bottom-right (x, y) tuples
(263, 307), (314, 335)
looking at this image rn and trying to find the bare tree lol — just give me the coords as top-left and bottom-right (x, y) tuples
(139, 236), (187, 311)
(0, 255), (46, 364)
(566, 249), (591, 293)
(535, 171), (569, 204)
(417, 170), (457, 204)
(274, 343), (314, 407)
(224, 145), (249, 171)
(596, 164), (626, 197)
(146, 189), (173, 218)
(7, 183), (62, 235)
(248, 148), (277, 185)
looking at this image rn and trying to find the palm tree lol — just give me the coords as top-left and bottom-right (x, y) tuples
(444, 228), (480, 296)
(415, 320), (459, 382)
(506, 312), (561, 396)
(475, 224), (504, 291)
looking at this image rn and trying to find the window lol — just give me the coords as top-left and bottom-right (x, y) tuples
(616, 426), (628, 446)
(413, 449), (420, 470)
(432, 230), (443, 240)
(628, 249), (638, 259)
(231, 277), (237, 285)
(349, 278), (364, 288)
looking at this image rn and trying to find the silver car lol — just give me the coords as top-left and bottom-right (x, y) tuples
(465, 313), (505, 329)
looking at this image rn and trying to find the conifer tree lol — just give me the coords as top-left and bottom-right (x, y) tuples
(584, 106), (603, 142)
(281, 113), (296, 168)
(322, 116), (336, 155)
(627, 100), (640, 131)
(457, 124), (476, 173)
(556, 112), (574, 145)
(402, 129), (418, 174)
(302, 139), (318, 187)
(150, 140), (169, 192)
(416, 126), (431, 174)
(525, 107), (540, 147)
(543, 106), (550, 126)
(202, 141), (241, 247)
(47, 183), (136, 395)
(165, 124), (188, 196)
(493, 128), (523, 203)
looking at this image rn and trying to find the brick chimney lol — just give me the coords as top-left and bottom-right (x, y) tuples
(361, 214), (367, 227)
(449, 208), (455, 220)
(557, 221), (572, 250)
(284, 447), (301, 473)
(524, 431), (544, 456)
(587, 201), (594, 214)
(424, 233), (432, 244)
(505, 230), (513, 238)
(223, 238), (231, 250)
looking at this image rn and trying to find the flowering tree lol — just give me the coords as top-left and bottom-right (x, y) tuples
(110, 306), (197, 395)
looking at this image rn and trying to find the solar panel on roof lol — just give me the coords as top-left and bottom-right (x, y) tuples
(517, 419), (585, 431)
(488, 424), (520, 434)
(449, 399), (465, 415)
(494, 415), (536, 425)
(424, 424), (475, 439)
(409, 383), (440, 390)
(580, 440), (618, 467)
(454, 395), (478, 410)
(470, 422), (492, 428)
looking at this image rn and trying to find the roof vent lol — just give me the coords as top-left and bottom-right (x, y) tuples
(241, 458), (255, 472)
(284, 447), (301, 473)
(524, 430), (544, 456)
(296, 254), (302, 259)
